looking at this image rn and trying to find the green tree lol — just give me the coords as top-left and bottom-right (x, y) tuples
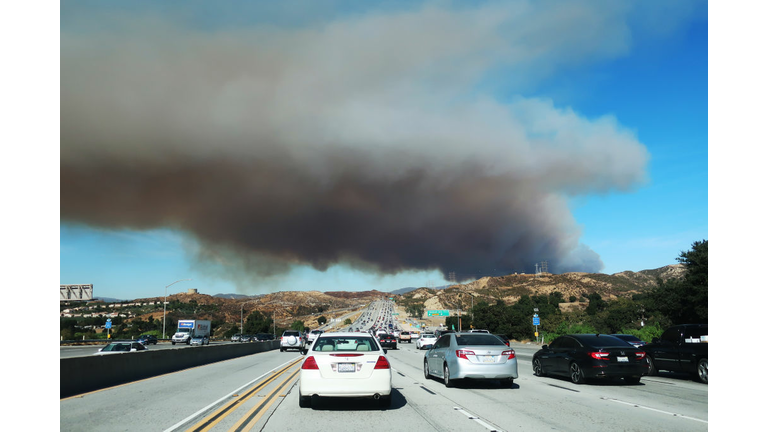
(317, 316), (327, 326)
(290, 320), (305, 331)
(244, 310), (273, 334)
(649, 240), (708, 324)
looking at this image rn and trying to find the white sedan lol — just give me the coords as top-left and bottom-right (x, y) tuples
(416, 333), (438, 350)
(299, 332), (392, 408)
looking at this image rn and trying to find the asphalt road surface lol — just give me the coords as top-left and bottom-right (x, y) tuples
(60, 341), (708, 431)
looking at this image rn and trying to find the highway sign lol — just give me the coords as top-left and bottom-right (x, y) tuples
(105, 319), (112, 329)
(532, 315), (540, 326)
(427, 310), (450, 317)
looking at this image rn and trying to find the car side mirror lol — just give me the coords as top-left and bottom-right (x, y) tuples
(541, 345), (548, 350)
(651, 338), (660, 344)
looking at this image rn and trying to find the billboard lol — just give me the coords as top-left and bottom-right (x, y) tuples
(60, 284), (94, 302)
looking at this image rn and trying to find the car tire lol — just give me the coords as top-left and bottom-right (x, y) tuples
(569, 362), (586, 384)
(299, 395), (311, 408)
(624, 376), (641, 384)
(532, 358), (544, 377)
(424, 361), (431, 379)
(647, 356), (658, 376)
(697, 358), (708, 384)
(443, 364), (454, 388)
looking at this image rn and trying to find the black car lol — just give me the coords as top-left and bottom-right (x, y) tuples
(378, 333), (398, 349)
(532, 334), (648, 384)
(137, 334), (158, 345)
(643, 324), (708, 384)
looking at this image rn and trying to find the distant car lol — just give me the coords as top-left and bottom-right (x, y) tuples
(254, 333), (273, 342)
(190, 335), (209, 346)
(307, 330), (324, 345)
(378, 333), (398, 349)
(399, 331), (412, 343)
(532, 334), (648, 384)
(281, 330), (303, 352)
(299, 332), (392, 408)
(611, 334), (647, 348)
(137, 335), (158, 345)
(231, 334), (242, 342)
(424, 332), (518, 387)
(94, 342), (148, 355)
(416, 333), (437, 350)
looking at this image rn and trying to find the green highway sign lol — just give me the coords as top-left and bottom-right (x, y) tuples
(427, 310), (450, 317)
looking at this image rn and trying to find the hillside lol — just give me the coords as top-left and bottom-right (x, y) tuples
(67, 265), (684, 338)
(396, 265), (685, 313)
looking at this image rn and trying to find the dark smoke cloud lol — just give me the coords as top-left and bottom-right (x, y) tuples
(61, 3), (653, 283)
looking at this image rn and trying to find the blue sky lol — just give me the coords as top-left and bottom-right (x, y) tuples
(57, 1), (709, 300)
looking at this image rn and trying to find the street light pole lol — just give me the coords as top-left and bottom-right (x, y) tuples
(163, 279), (191, 340)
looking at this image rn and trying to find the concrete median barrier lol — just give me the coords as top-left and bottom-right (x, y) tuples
(60, 340), (280, 398)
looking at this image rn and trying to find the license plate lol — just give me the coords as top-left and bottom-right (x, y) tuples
(338, 363), (356, 372)
(481, 356), (496, 363)
(617, 356), (629, 363)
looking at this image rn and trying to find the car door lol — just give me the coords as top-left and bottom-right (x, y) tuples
(537, 338), (561, 374)
(428, 335), (451, 375)
(551, 336), (580, 375)
(651, 326), (684, 372)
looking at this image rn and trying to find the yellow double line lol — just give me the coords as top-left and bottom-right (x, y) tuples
(185, 358), (302, 432)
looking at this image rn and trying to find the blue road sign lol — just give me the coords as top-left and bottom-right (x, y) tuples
(532, 315), (540, 326)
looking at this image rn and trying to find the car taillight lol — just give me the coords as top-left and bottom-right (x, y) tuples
(302, 356), (319, 370)
(635, 351), (646, 360)
(502, 350), (516, 359)
(456, 349), (475, 360)
(374, 356), (390, 369)
(589, 352), (610, 360)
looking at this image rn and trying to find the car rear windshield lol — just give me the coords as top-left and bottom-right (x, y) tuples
(578, 335), (630, 348)
(314, 336), (379, 352)
(454, 334), (506, 346)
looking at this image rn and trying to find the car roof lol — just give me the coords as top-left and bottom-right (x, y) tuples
(319, 332), (375, 337)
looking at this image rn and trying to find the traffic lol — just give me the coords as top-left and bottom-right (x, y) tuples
(60, 299), (708, 431)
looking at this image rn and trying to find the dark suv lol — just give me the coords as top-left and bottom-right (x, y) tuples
(643, 324), (708, 383)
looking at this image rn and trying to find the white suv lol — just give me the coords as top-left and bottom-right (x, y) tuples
(307, 330), (324, 346)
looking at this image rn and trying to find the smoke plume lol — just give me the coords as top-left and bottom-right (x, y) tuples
(61, 2), (651, 284)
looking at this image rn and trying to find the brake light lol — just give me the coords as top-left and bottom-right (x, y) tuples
(456, 349), (475, 360)
(302, 356), (319, 370)
(590, 352), (610, 360)
(635, 351), (646, 360)
(502, 350), (516, 359)
(374, 356), (390, 369)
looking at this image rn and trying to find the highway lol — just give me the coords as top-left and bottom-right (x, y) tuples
(60, 339), (707, 431)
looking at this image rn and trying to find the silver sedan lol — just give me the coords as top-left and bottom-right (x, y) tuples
(424, 332), (518, 387)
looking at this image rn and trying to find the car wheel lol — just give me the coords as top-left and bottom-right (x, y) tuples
(570, 362), (586, 384)
(424, 361), (431, 379)
(280, 348), (284, 352)
(532, 358), (544, 377)
(647, 356), (658, 376)
(299, 395), (311, 408)
(624, 376), (641, 384)
(443, 364), (454, 388)
(697, 358), (708, 384)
